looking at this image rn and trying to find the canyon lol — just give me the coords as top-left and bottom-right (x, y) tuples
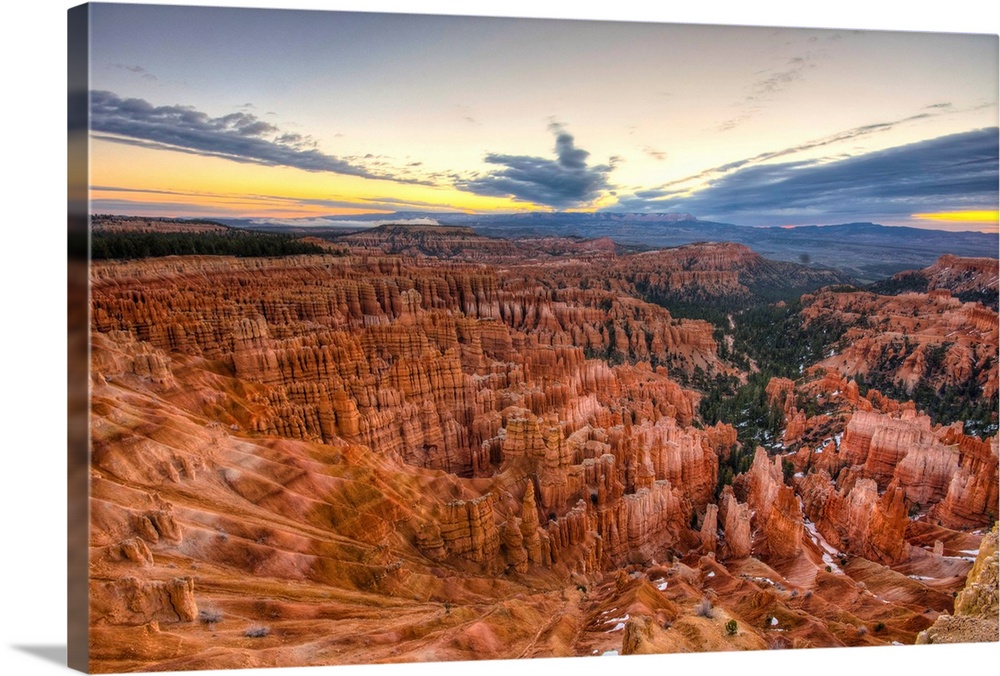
(85, 223), (998, 671)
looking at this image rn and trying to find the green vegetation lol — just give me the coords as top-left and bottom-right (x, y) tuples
(702, 372), (784, 495)
(631, 285), (734, 326)
(782, 458), (795, 484)
(866, 272), (928, 296)
(854, 346), (998, 436)
(957, 288), (999, 310)
(698, 301), (849, 495)
(727, 302), (847, 378)
(91, 230), (330, 259)
(867, 272), (997, 310)
(726, 619), (738, 635)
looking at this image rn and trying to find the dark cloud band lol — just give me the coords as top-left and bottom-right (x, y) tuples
(611, 127), (998, 224)
(455, 125), (612, 208)
(89, 90), (429, 185)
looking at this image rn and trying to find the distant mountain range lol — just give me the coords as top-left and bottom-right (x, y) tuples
(218, 212), (999, 283)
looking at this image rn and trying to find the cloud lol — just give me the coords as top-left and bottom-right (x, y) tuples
(642, 146), (667, 161)
(89, 91), (431, 185)
(607, 128), (999, 225)
(717, 54), (816, 131)
(455, 124), (613, 208)
(112, 64), (157, 81)
(91, 184), (462, 216)
(246, 217), (443, 228)
(653, 110), (954, 195)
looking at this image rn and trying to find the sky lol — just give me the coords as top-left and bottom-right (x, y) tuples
(2, 5), (999, 676)
(81, 2), (999, 231)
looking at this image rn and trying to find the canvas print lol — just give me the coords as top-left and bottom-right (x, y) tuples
(70, 2), (999, 673)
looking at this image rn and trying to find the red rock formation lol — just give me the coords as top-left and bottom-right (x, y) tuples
(721, 487), (752, 559)
(799, 472), (910, 565)
(745, 447), (784, 518)
(700, 503), (719, 554)
(438, 495), (502, 570)
(836, 408), (998, 523)
(766, 377), (795, 412)
(801, 285), (998, 402)
(763, 485), (805, 560)
(924, 254), (1000, 297)
(90, 252), (730, 592)
(91, 576), (198, 626)
(84, 241), (996, 670)
(732, 447), (806, 561)
(928, 434), (1000, 529)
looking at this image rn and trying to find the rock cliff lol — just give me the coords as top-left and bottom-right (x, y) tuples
(917, 524), (999, 644)
(84, 241), (997, 670)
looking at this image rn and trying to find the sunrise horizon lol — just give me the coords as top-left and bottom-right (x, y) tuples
(83, 3), (998, 235)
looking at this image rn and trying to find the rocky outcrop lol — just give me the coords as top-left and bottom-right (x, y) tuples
(917, 524), (999, 644)
(924, 254), (1000, 300)
(91, 576), (198, 626)
(438, 495), (502, 570)
(836, 409), (998, 526)
(720, 487), (752, 559)
(700, 503), (719, 554)
(799, 472), (910, 565)
(801, 285), (998, 401)
(92, 214), (229, 233)
(763, 485), (804, 560)
(929, 434), (1000, 529)
(91, 254), (724, 481)
(620, 242), (848, 306)
(765, 377), (795, 412)
(954, 525), (999, 619)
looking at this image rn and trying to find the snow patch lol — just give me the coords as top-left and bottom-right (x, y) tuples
(604, 613), (630, 631)
(805, 520), (844, 573)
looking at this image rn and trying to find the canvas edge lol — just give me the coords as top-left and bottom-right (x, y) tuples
(68, 2), (91, 672)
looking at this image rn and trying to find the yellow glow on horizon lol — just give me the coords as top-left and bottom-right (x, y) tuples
(89, 136), (544, 218)
(912, 210), (999, 224)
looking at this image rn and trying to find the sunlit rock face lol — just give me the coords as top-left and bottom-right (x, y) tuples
(85, 241), (997, 671)
(800, 263), (999, 402)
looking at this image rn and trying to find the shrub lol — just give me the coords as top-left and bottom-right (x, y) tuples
(198, 609), (223, 625)
(874, 622), (886, 633)
(726, 619), (738, 635)
(695, 598), (713, 618)
(244, 626), (270, 638)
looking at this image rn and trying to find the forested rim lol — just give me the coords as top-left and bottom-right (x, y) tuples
(695, 296), (997, 496)
(91, 230), (333, 259)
